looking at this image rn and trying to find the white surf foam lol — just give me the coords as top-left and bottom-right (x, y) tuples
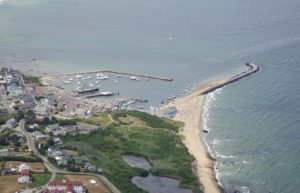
(216, 153), (237, 159)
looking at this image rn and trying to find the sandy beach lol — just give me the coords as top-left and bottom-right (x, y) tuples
(165, 79), (229, 193)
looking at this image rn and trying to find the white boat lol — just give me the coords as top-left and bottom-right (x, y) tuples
(87, 76), (92, 79)
(114, 80), (119, 83)
(130, 76), (139, 80)
(76, 74), (83, 78)
(96, 76), (104, 80)
(96, 74), (109, 80)
(63, 80), (71, 84)
(68, 78), (73, 81)
(102, 74), (109, 79)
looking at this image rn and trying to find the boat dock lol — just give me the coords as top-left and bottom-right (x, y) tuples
(201, 63), (260, 95)
(85, 92), (115, 98)
(45, 70), (173, 82)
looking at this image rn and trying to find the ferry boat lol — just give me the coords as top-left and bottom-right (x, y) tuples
(75, 84), (99, 94)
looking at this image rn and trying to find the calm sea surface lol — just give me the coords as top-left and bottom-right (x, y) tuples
(1, 0), (299, 192)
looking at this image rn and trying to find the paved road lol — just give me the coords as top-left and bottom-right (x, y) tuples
(16, 120), (57, 193)
(16, 119), (121, 193)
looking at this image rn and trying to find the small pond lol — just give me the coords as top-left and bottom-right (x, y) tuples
(132, 174), (192, 193)
(122, 155), (192, 193)
(122, 154), (152, 170)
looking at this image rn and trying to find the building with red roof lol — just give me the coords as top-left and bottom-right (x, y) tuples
(43, 180), (86, 193)
(17, 169), (32, 183)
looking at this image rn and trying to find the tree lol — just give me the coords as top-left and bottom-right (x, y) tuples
(15, 110), (24, 121)
(0, 137), (8, 145)
(47, 156), (56, 164)
(25, 110), (35, 124)
(42, 117), (50, 125)
(46, 139), (54, 147)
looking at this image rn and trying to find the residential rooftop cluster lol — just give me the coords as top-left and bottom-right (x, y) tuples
(0, 67), (36, 111)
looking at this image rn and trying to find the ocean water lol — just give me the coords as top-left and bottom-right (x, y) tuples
(204, 43), (300, 193)
(0, 0), (299, 193)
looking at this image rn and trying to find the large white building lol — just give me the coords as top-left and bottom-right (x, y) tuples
(43, 180), (86, 193)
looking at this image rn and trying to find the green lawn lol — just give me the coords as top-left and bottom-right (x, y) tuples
(112, 110), (179, 131)
(54, 174), (65, 181)
(22, 75), (42, 86)
(61, 111), (202, 193)
(29, 173), (51, 188)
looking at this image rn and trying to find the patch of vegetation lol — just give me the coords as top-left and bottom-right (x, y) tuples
(29, 173), (51, 188)
(55, 173), (65, 181)
(0, 130), (14, 146)
(22, 75), (42, 86)
(61, 111), (201, 193)
(0, 111), (14, 125)
(0, 161), (4, 172)
(58, 119), (78, 126)
(0, 156), (42, 162)
(112, 110), (179, 131)
(80, 113), (111, 128)
(35, 96), (46, 100)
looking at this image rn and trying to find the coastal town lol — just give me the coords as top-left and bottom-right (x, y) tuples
(0, 64), (260, 193)
(0, 66), (182, 193)
(0, 67), (123, 193)
(0, 0), (296, 193)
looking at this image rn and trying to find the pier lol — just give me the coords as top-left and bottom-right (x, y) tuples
(201, 63), (260, 95)
(45, 70), (173, 81)
(85, 92), (115, 98)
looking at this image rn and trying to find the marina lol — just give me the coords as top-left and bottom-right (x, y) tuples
(45, 70), (173, 82)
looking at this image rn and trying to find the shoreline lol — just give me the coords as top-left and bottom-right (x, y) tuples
(162, 63), (259, 193)
(164, 79), (228, 193)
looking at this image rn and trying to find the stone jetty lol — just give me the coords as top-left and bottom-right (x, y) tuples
(201, 63), (260, 95)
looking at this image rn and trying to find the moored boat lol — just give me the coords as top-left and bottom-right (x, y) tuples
(75, 84), (99, 94)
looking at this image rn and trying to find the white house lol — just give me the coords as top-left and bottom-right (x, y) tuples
(17, 169), (32, 183)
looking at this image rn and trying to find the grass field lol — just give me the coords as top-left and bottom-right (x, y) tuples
(22, 75), (42, 86)
(61, 110), (201, 193)
(0, 175), (26, 193)
(5, 161), (45, 172)
(29, 173), (51, 188)
(64, 175), (111, 193)
(81, 112), (112, 128)
(14, 151), (33, 158)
